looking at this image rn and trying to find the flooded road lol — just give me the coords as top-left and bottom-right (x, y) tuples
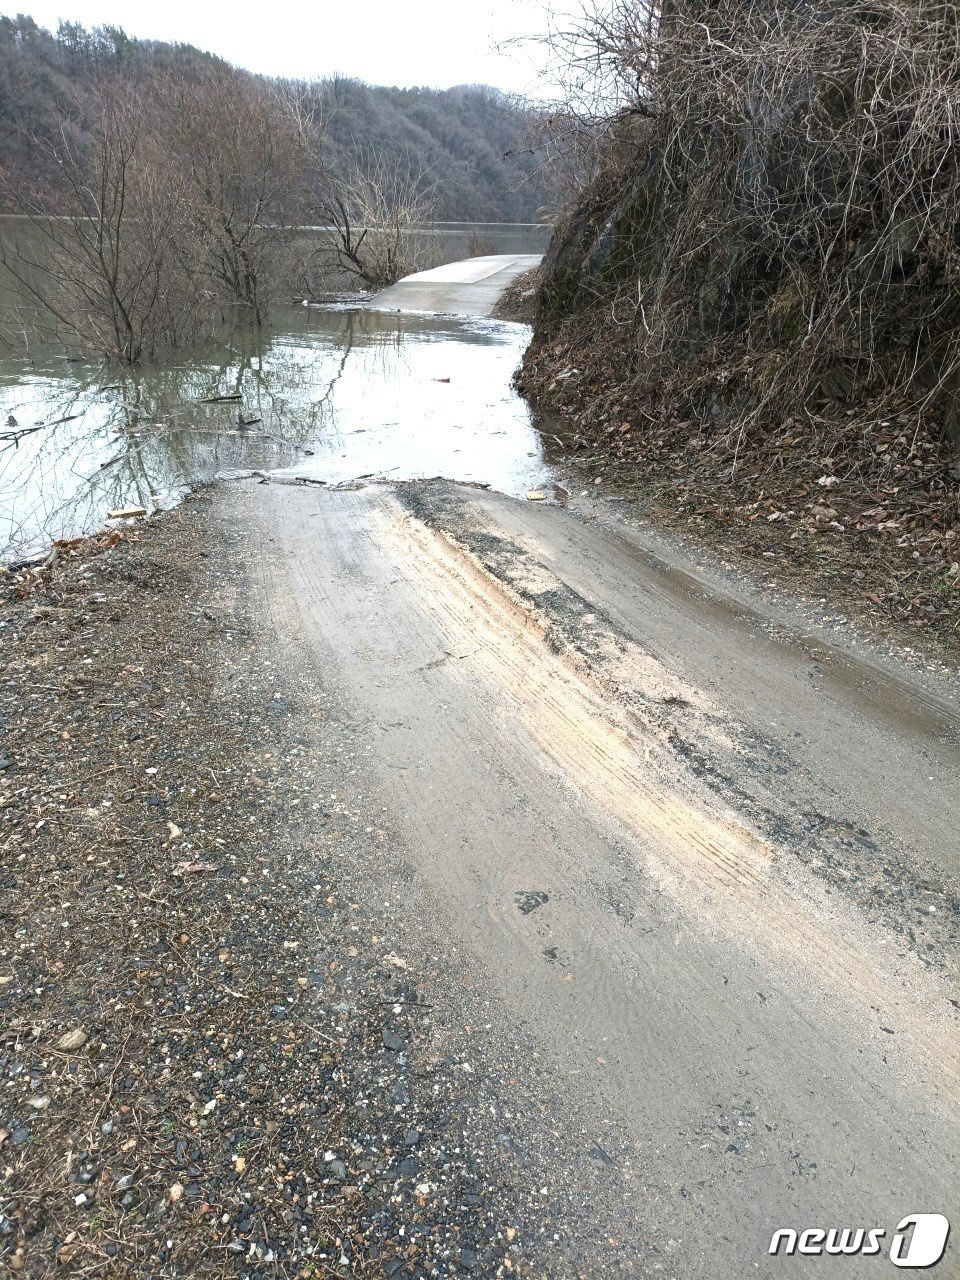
(3, 241), (959, 1276)
(0, 304), (556, 561)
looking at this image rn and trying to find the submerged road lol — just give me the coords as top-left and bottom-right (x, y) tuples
(227, 262), (960, 1275)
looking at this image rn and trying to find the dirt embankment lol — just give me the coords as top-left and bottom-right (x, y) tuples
(513, 2), (960, 653)
(490, 269), (540, 326)
(0, 502), (550, 1279)
(516, 332), (960, 654)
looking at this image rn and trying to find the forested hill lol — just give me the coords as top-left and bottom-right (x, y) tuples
(0, 15), (547, 221)
(310, 78), (544, 223)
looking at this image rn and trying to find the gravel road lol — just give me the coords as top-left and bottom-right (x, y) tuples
(1, 474), (957, 1278)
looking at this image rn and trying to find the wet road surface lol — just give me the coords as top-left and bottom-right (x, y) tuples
(368, 255), (542, 316)
(229, 474), (960, 1278)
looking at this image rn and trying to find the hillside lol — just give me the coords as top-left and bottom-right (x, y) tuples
(0, 15), (547, 221)
(518, 0), (960, 645)
(303, 78), (545, 224)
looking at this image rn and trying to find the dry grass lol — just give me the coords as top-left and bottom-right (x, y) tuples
(538, 0), (960, 445)
(518, 1), (960, 645)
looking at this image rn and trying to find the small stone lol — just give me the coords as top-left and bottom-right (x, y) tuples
(55, 1028), (88, 1053)
(115, 1174), (134, 1192)
(10, 1127), (30, 1145)
(169, 1182), (184, 1203)
(27, 1095), (50, 1110)
(381, 1029), (406, 1053)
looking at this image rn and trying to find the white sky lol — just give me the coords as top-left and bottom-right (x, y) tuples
(5, 0), (560, 95)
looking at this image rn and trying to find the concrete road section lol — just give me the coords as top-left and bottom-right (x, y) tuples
(368, 254), (542, 316)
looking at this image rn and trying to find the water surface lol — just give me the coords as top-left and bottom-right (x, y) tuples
(0, 298), (557, 562)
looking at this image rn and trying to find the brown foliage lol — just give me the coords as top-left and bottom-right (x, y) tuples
(539, 0), (960, 448)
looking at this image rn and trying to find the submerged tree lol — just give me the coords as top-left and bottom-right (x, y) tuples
(320, 154), (440, 288)
(0, 61), (321, 360)
(158, 64), (313, 323)
(0, 78), (205, 362)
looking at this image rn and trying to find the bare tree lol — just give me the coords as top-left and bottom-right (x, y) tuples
(465, 228), (499, 257)
(320, 154), (440, 288)
(0, 77), (204, 362)
(157, 64), (313, 323)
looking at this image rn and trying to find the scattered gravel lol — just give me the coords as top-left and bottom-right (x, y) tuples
(491, 270), (540, 326)
(0, 496), (640, 1278)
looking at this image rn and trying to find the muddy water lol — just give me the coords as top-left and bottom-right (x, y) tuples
(0, 302), (559, 562)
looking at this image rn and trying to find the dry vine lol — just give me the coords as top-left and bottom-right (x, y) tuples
(537, 0), (960, 449)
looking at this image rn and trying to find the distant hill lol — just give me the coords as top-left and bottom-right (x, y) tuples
(0, 15), (549, 221)
(307, 77), (546, 224)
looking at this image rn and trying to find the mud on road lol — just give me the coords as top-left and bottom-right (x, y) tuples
(2, 475), (959, 1278)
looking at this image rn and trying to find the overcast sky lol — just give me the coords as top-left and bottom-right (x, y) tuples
(5, 0), (560, 94)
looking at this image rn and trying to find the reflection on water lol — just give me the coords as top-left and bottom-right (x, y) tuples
(0, 301), (557, 561)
